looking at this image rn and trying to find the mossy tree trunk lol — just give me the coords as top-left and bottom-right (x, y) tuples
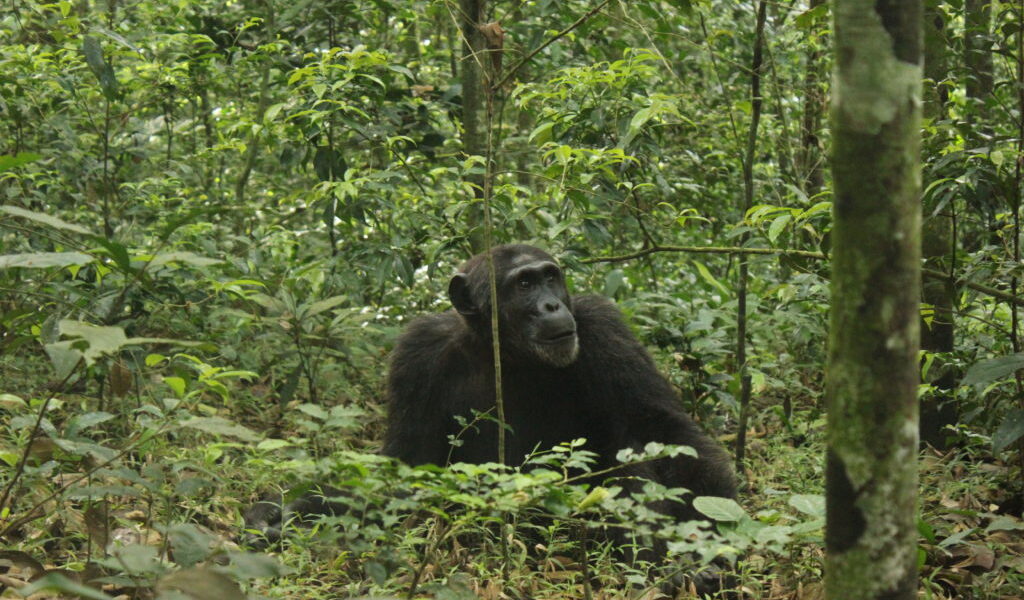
(826, 3), (922, 599)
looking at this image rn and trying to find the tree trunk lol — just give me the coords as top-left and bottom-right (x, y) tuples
(799, 0), (826, 197)
(964, 0), (993, 107)
(460, 0), (487, 251)
(920, 0), (957, 448)
(826, 3), (921, 599)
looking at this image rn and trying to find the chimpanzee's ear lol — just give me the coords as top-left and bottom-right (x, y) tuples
(448, 273), (479, 316)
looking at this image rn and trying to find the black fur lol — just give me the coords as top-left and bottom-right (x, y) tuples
(245, 244), (735, 542)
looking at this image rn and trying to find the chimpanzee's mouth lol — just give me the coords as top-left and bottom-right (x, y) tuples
(539, 330), (577, 344)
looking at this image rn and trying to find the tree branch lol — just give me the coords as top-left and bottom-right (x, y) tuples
(583, 245), (1024, 308)
(492, 0), (613, 91)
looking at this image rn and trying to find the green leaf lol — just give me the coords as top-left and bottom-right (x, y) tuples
(0, 153), (42, 173)
(264, 102), (286, 123)
(767, 213), (792, 242)
(256, 438), (292, 451)
(296, 403), (329, 421)
(145, 354), (167, 367)
(985, 515), (1024, 533)
(164, 376), (186, 397)
(576, 486), (610, 511)
(158, 566), (245, 600)
(692, 260), (730, 296)
(553, 145), (573, 165)
(1, 205), (94, 235)
(303, 295), (348, 319)
(795, 2), (829, 28)
(529, 122), (555, 145)
(993, 409), (1024, 453)
(788, 494), (825, 518)
(180, 416), (260, 442)
(603, 269), (626, 297)
(50, 320), (129, 365)
(167, 524), (215, 568)
(621, 105), (655, 148)
(20, 572), (116, 600)
(225, 552), (291, 579)
(148, 251), (223, 267)
(82, 36), (119, 100)
(693, 496), (746, 522)
(0, 393), (27, 410)
(92, 238), (133, 272)
(961, 353), (1024, 387)
(0, 252), (93, 269)
(44, 342), (82, 380)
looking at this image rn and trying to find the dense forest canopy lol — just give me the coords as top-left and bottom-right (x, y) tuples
(0, 0), (1022, 598)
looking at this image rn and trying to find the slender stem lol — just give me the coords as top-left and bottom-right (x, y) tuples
(481, 21), (506, 466)
(1013, 0), (1023, 389)
(735, 0), (768, 470)
(0, 360), (83, 517)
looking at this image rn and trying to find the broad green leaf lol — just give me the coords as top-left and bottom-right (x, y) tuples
(795, 2), (829, 28)
(529, 122), (555, 145)
(0, 153), (42, 172)
(692, 260), (730, 296)
(576, 486), (610, 511)
(149, 251), (223, 267)
(20, 573), (116, 600)
(768, 213), (792, 242)
(553, 145), (573, 165)
(962, 353), (1024, 387)
(264, 102), (286, 123)
(621, 105), (655, 148)
(603, 269), (626, 297)
(180, 416), (260, 442)
(993, 409), (1024, 453)
(256, 438), (292, 451)
(0, 252), (93, 268)
(163, 376), (186, 397)
(53, 320), (128, 365)
(0, 393), (27, 410)
(145, 354), (167, 367)
(985, 515), (1024, 533)
(225, 552), (291, 579)
(44, 342), (82, 380)
(799, 201), (833, 220)
(788, 494), (825, 518)
(693, 496), (747, 522)
(82, 36), (119, 100)
(167, 524), (215, 568)
(297, 403), (329, 420)
(1, 205), (94, 235)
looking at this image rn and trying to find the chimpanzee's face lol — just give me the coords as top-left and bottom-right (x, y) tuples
(448, 247), (578, 368)
(500, 256), (578, 368)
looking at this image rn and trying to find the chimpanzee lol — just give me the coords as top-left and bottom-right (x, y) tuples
(245, 244), (736, 547)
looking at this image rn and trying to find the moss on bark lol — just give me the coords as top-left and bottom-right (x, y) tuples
(827, 2), (922, 599)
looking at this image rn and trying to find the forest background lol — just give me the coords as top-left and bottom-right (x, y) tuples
(0, 0), (1023, 598)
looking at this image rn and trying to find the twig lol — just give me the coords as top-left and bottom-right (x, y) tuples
(583, 245), (1024, 309)
(492, 0), (613, 91)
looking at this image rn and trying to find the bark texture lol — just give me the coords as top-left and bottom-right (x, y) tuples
(827, 2), (921, 599)
(920, 0), (956, 448)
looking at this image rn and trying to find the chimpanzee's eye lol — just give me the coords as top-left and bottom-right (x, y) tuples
(518, 277), (532, 289)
